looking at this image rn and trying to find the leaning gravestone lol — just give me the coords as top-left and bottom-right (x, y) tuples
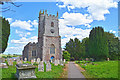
(8, 58), (13, 66)
(46, 62), (51, 72)
(38, 61), (44, 72)
(15, 63), (36, 79)
(37, 58), (40, 64)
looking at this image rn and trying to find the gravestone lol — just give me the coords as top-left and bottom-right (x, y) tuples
(64, 59), (66, 63)
(37, 58), (40, 64)
(86, 58), (89, 61)
(2, 58), (5, 62)
(0, 63), (8, 68)
(58, 60), (60, 64)
(15, 63), (36, 79)
(8, 58), (13, 66)
(17, 60), (23, 64)
(0, 58), (5, 63)
(107, 58), (110, 61)
(54, 60), (58, 66)
(38, 61), (44, 72)
(60, 59), (64, 66)
(51, 59), (52, 63)
(46, 62), (51, 72)
(33, 58), (36, 63)
(24, 58), (27, 62)
(31, 59), (34, 65)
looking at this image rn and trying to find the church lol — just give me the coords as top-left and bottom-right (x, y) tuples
(22, 10), (62, 62)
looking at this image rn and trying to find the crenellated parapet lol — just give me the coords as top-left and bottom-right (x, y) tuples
(39, 10), (58, 19)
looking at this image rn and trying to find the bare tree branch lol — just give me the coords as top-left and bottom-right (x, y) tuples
(0, 0), (22, 12)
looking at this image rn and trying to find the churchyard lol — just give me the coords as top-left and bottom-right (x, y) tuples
(75, 60), (118, 79)
(1, 56), (65, 79)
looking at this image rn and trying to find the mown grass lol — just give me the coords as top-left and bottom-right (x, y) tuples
(2, 61), (64, 79)
(76, 60), (118, 79)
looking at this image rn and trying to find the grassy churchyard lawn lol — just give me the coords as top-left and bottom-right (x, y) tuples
(2, 61), (64, 78)
(75, 60), (118, 79)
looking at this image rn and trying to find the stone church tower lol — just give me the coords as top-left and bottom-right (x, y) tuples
(38, 10), (62, 62)
(22, 10), (62, 62)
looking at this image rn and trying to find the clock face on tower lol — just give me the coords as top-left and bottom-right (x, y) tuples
(50, 29), (54, 33)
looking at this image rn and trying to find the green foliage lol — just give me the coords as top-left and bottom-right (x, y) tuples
(63, 51), (70, 61)
(105, 32), (119, 60)
(65, 38), (83, 60)
(77, 61), (118, 78)
(0, 17), (10, 53)
(88, 27), (109, 61)
(81, 37), (89, 58)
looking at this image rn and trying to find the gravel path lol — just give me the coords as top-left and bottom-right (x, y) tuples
(68, 62), (86, 79)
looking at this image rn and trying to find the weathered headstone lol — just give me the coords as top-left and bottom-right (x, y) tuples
(46, 62), (51, 72)
(8, 58), (13, 66)
(37, 58), (40, 64)
(17, 60), (23, 64)
(107, 58), (110, 61)
(54, 60), (58, 66)
(0, 63), (8, 68)
(60, 59), (64, 66)
(58, 60), (60, 64)
(24, 58), (27, 62)
(15, 63), (36, 79)
(38, 61), (44, 72)
(2, 58), (5, 62)
(86, 58), (89, 61)
(64, 59), (66, 63)
(31, 59), (34, 65)
(33, 58), (36, 63)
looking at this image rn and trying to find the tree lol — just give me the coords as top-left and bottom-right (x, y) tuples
(63, 51), (70, 61)
(105, 32), (119, 60)
(81, 37), (89, 58)
(88, 27), (109, 61)
(0, 17), (10, 53)
(65, 38), (83, 60)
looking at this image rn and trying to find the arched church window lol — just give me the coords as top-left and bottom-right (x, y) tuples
(32, 50), (36, 56)
(50, 44), (55, 54)
(51, 22), (54, 27)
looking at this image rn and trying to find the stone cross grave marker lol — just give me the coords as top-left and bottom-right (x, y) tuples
(38, 61), (44, 72)
(37, 58), (40, 64)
